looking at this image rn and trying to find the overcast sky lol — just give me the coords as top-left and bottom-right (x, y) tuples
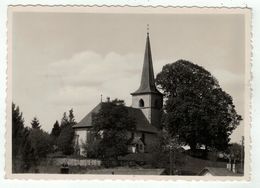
(12, 11), (246, 143)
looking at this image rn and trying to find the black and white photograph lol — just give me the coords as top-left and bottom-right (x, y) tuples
(6, 6), (251, 179)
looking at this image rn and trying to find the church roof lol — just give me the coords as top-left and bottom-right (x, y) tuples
(131, 33), (162, 96)
(73, 103), (159, 133)
(126, 106), (159, 133)
(73, 103), (102, 129)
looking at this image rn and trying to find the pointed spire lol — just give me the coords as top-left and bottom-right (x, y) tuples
(131, 28), (162, 96)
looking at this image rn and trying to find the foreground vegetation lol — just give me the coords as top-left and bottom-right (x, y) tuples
(12, 103), (76, 173)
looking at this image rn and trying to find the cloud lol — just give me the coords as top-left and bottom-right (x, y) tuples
(46, 51), (145, 107)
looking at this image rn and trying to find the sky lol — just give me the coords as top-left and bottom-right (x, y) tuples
(12, 11), (246, 143)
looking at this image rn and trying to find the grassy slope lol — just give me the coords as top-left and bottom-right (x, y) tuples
(175, 152), (226, 175)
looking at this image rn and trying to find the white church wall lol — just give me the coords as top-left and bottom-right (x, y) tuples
(75, 128), (89, 156)
(75, 129), (87, 145)
(132, 94), (152, 123)
(132, 93), (163, 126)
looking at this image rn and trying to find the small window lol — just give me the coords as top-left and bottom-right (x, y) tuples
(139, 99), (144, 107)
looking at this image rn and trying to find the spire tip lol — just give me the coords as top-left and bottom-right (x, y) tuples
(147, 24), (149, 36)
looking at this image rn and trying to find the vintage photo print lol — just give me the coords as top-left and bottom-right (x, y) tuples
(6, 6), (251, 180)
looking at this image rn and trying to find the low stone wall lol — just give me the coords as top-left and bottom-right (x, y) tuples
(48, 157), (102, 167)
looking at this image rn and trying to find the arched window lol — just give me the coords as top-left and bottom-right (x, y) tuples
(139, 99), (144, 107)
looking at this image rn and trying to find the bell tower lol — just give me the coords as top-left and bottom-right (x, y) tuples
(131, 29), (163, 128)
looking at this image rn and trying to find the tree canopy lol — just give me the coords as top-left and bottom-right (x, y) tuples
(57, 109), (76, 155)
(12, 103), (26, 159)
(156, 60), (242, 151)
(12, 103), (31, 172)
(12, 103), (79, 172)
(91, 99), (136, 161)
(50, 120), (61, 138)
(29, 126), (52, 162)
(31, 117), (41, 129)
(227, 142), (244, 162)
(12, 103), (53, 172)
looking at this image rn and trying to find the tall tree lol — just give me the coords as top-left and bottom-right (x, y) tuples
(156, 60), (242, 151)
(60, 112), (69, 129)
(92, 99), (136, 161)
(29, 128), (52, 160)
(12, 103), (34, 172)
(12, 103), (25, 159)
(57, 109), (76, 155)
(50, 120), (61, 138)
(31, 117), (41, 129)
(12, 103), (53, 172)
(68, 108), (76, 126)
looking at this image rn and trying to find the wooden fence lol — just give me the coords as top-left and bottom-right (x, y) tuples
(48, 157), (102, 167)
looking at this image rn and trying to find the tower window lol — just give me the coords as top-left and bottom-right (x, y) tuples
(139, 99), (144, 107)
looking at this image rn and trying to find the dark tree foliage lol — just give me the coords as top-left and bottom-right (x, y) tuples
(29, 117), (52, 162)
(50, 120), (61, 138)
(13, 103), (54, 172)
(20, 128), (37, 172)
(12, 103), (36, 172)
(57, 109), (76, 155)
(156, 60), (242, 151)
(227, 143), (244, 161)
(60, 112), (69, 129)
(92, 99), (136, 161)
(68, 109), (76, 125)
(31, 117), (41, 129)
(29, 128), (52, 159)
(57, 126), (74, 155)
(12, 103), (25, 159)
(81, 139), (100, 158)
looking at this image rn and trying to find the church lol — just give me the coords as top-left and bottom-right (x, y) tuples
(73, 32), (163, 156)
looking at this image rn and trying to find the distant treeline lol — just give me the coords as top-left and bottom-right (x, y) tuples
(12, 103), (76, 173)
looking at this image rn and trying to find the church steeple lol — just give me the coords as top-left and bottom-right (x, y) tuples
(131, 30), (162, 96)
(131, 28), (163, 126)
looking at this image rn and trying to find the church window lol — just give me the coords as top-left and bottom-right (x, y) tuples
(139, 99), (144, 107)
